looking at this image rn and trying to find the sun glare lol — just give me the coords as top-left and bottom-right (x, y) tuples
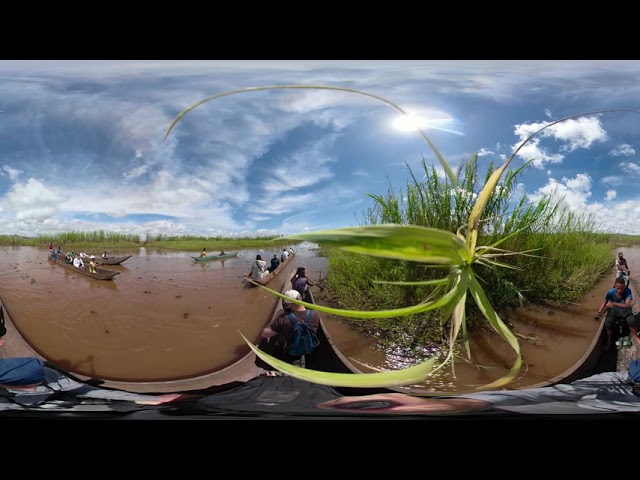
(392, 114), (424, 132)
(390, 110), (463, 136)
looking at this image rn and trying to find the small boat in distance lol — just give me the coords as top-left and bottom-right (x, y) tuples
(82, 254), (132, 265)
(191, 252), (239, 262)
(90, 255), (133, 265)
(48, 256), (120, 280)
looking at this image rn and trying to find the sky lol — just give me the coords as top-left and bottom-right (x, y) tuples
(1, 59), (640, 238)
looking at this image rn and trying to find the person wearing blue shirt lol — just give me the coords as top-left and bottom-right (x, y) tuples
(595, 276), (639, 351)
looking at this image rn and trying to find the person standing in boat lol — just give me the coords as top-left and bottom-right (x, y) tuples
(261, 289), (321, 365)
(200, 248), (208, 258)
(251, 255), (267, 280)
(220, 248), (226, 256)
(269, 254), (280, 273)
(596, 276), (640, 351)
(291, 267), (322, 303)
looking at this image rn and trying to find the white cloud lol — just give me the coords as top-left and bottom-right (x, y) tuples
(1, 165), (21, 180)
(610, 144), (635, 156)
(605, 190), (617, 201)
(512, 116), (607, 168)
(620, 162), (640, 175)
(529, 173), (592, 212)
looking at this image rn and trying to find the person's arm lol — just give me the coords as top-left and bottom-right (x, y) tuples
(262, 326), (277, 338)
(307, 278), (324, 290)
(262, 311), (288, 338)
(595, 294), (611, 318)
(616, 295), (633, 308)
(595, 302), (607, 319)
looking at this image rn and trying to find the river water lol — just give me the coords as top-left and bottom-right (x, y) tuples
(0, 244), (637, 393)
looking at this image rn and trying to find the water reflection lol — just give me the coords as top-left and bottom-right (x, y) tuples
(0, 244), (329, 382)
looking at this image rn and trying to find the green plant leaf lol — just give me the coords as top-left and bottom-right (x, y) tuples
(467, 274), (522, 390)
(241, 332), (439, 387)
(254, 275), (465, 319)
(286, 224), (471, 264)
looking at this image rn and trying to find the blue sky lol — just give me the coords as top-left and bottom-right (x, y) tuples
(1, 59), (640, 238)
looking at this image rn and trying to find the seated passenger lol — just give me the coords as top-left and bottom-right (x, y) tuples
(250, 255), (267, 281)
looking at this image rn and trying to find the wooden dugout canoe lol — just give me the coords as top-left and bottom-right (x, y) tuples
(191, 252), (239, 262)
(85, 255), (132, 265)
(245, 253), (295, 287)
(48, 255), (120, 280)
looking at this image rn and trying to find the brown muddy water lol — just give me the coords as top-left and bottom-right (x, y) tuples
(0, 244), (637, 394)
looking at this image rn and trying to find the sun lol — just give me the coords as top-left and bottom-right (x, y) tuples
(391, 113), (425, 132)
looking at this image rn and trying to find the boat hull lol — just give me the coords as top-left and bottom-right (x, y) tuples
(48, 256), (120, 280)
(80, 255), (132, 265)
(191, 252), (239, 262)
(245, 253), (295, 286)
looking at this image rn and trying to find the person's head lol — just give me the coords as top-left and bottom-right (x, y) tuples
(284, 289), (302, 304)
(618, 252), (624, 258)
(256, 255), (262, 260)
(295, 266), (306, 277)
(614, 276), (627, 291)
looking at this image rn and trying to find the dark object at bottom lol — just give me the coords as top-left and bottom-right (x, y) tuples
(0, 305), (6, 338)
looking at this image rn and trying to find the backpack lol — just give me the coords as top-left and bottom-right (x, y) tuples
(287, 310), (319, 356)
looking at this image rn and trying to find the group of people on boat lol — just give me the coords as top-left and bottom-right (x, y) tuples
(200, 248), (226, 258)
(595, 251), (638, 351)
(49, 246), (101, 273)
(249, 248), (296, 281)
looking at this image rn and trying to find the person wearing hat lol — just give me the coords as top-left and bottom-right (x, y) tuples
(615, 251), (630, 285)
(260, 289), (321, 365)
(88, 255), (97, 274)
